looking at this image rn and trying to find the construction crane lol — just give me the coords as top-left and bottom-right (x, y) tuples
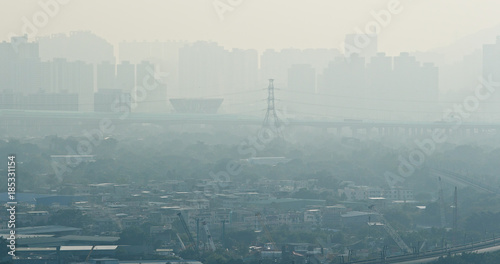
(419, 240), (426, 253)
(438, 177), (446, 228)
(176, 233), (186, 250)
(85, 245), (95, 263)
(255, 213), (277, 250)
(202, 221), (216, 251)
(369, 205), (411, 254)
(177, 212), (198, 253)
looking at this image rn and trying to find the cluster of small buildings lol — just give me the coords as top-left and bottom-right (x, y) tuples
(338, 181), (414, 201)
(0, 175), (418, 263)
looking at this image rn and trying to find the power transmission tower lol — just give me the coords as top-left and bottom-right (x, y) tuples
(263, 79), (283, 135)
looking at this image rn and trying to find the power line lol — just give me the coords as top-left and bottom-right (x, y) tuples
(196, 88), (266, 98)
(275, 88), (500, 105)
(263, 79), (283, 136)
(278, 99), (500, 114)
(223, 99), (266, 106)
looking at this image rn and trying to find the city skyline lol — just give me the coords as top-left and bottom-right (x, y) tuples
(5, 32), (500, 122)
(4, 3), (500, 263)
(2, 1), (500, 121)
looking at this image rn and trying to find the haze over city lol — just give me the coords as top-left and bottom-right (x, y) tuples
(2, 1), (500, 264)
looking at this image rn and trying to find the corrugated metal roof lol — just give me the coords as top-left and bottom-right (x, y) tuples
(17, 247), (57, 251)
(60, 245), (118, 251)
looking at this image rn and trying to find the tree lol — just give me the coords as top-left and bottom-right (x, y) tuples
(226, 230), (257, 251)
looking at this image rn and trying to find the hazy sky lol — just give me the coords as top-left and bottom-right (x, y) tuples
(2, 0), (500, 55)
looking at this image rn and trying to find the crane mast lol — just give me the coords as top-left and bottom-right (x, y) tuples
(369, 205), (411, 254)
(202, 221), (216, 251)
(256, 213), (277, 250)
(176, 233), (186, 250)
(177, 212), (198, 252)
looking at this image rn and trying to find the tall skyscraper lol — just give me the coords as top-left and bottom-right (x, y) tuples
(52, 60), (94, 112)
(97, 61), (116, 91)
(319, 54), (366, 117)
(365, 52), (393, 118)
(288, 64), (316, 92)
(119, 40), (186, 98)
(38, 31), (115, 64)
(179, 41), (227, 98)
(135, 61), (167, 112)
(116, 61), (135, 93)
(0, 36), (41, 95)
(227, 48), (258, 93)
(481, 36), (500, 120)
(260, 48), (339, 92)
(483, 36), (500, 82)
